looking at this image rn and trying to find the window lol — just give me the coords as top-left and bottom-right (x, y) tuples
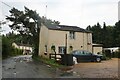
(58, 46), (65, 54)
(45, 45), (47, 52)
(87, 33), (91, 45)
(73, 50), (83, 55)
(69, 31), (75, 39)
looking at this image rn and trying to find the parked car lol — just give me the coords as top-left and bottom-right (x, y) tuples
(71, 50), (103, 63)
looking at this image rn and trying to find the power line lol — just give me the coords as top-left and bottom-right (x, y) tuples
(1, 1), (13, 8)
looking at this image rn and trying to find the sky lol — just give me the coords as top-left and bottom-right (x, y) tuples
(0, 0), (119, 34)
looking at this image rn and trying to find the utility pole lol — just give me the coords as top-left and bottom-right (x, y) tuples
(45, 4), (47, 18)
(64, 34), (67, 66)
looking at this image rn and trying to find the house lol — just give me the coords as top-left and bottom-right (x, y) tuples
(39, 22), (93, 58)
(103, 47), (119, 53)
(12, 42), (33, 55)
(92, 43), (103, 54)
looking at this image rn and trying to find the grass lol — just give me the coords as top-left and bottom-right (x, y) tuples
(32, 55), (64, 68)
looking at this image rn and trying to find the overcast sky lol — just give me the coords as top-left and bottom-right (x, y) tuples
(0, 0), (119, 34)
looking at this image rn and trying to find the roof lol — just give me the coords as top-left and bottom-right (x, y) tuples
(43, 22), (91, 33)
(16, 43), (32, 47)
(103, 47), (119, 52)
(104, 47), (119, 50)
(92, 43), (103, 47)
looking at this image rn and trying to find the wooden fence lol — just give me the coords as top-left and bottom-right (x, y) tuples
(49, 53), (62, 61)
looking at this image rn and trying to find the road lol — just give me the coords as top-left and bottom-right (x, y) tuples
(2, 55), (78, 78)
(2, 55), (58, 78)
(0, 59), (2, 80)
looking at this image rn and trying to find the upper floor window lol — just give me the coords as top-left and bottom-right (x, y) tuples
(87, 33), (92, 45)
(69, 31), (75, 39)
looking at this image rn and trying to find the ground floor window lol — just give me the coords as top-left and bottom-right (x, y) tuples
(58, 46), (65, 54)
(45, 45), (47, 52)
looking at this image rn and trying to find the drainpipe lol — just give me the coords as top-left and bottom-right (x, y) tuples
(64, 34), (67, 66)
(83, 32), (84, 50)
(65, 34), (67, 54)
(87, 33), (88, 51)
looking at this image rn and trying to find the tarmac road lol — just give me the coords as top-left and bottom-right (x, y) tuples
(2, 55), (58, 78)
(0, 60), (2, 80)
(2, 55), (79, 78)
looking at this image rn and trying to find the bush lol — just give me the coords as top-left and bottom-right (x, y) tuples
(2, 36), (23, 59)
(113, 51), (120, 58)
(32, 56), (63, 68)
(2, 36), (12, 59)
(101, 50), (112, 60)
(101, 53), (107, 60)
(11, 47), (23, 56)
(104, 50), (112, 59)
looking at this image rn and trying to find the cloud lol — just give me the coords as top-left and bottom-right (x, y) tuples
(1, 0), (119, 34)
(81, 0), (118, 27)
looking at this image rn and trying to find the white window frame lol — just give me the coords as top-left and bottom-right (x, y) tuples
(58, 46), (65, 54)
(69, 31), (75, 39)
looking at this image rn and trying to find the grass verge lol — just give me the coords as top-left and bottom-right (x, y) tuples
(32, 55), (64, 68)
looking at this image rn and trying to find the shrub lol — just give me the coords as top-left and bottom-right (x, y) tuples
(101, 50), (112, 60)
(104, 50), (112, 59)
(2, 36), (23, 59)
(11, 47), (23, 56)
(2, 36), (12, 59)
(101, 53), (107, 60)
(32, 56), (63, 68)
(113, 51), (120, 58)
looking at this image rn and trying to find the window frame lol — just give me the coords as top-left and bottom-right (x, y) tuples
(58, 46), (65, 54)
(69, 31), (75, 39)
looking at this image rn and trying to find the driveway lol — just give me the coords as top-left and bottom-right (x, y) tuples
(72, 58), (119, 78)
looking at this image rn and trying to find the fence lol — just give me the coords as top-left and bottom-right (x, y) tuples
(49, 53), (62, 61)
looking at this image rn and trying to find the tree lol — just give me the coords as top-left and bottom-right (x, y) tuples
(89, 23), (102, 44)
(102, 22), (107, 47)
(86, 22), (119, 48)
(6, 7), (60, 57)
(114, 21), (120, 47)
(6, 7), (41, 56)
(86, 25), (92, 31)
(2, 35), (23, 59)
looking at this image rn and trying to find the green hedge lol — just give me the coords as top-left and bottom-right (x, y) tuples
(112, 52), (120, 58)
(2, 36), (23, 59)
(32, 56), (63, 68)
(102, 49), (120, 59)
(10, 47), (23, 56)
(102, 50), (112, 59)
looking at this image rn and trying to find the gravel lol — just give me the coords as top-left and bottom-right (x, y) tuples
(73, 58), (119, 78)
